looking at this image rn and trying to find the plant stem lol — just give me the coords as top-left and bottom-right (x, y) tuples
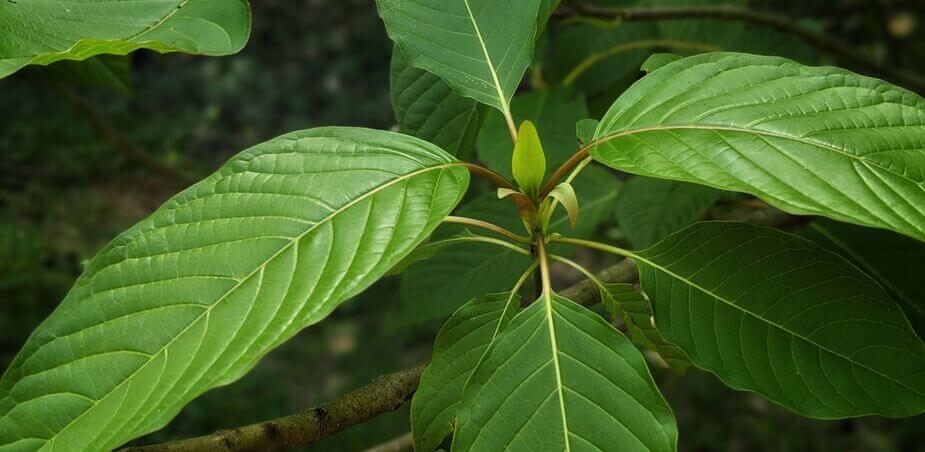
(461, 162), (516, 190)
(549, 236), (637, 259)
(540, 149), (590, 196)
(443, 215), (531, 244)
(418, 234), (531, 257)
(534, 232), (553, 296)
(122, 363), (426, 452)
(549, 254), (605, 289)
(570, 2), (925, 93)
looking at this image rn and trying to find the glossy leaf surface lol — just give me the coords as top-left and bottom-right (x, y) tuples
(592, 53), (925, 242)
(0, 128), (469, 450)
(0, 0), (251, 79)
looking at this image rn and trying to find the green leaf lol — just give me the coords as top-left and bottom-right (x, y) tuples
(453, 293), (678, 451)
(591, 52), (925, 242)
(512, 120), (547, 197)
(803, 220), (925, 337)
(641, 53), (682, 73)
(478, 88), (589, 178)
(601, 283), (690, 374)
(0, 127), (469, 450)
(546, 182), (579, 229)
(377, 0), (544, 113)
(389, 46), (483, 158)
(411, 292), (520, 451)
(615, 176), (722, 248)
(634, 221), (925, 418)
(0, 0), (251, 79)
(576, 118), (599, 145)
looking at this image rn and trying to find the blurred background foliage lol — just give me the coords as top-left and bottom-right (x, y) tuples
(1, 0), (924, 450)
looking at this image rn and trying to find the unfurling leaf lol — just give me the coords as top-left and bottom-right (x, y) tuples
(635, 221), (925, 418)
(0, 128), (469, 450)
(511, 120), (547, 198)
(590, 52), (925, 242)
(412, 292), (520, 451)
(453, 293), (678, 451)
(546, 182), (579, 229)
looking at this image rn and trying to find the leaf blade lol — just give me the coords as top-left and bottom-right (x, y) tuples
(635, 221), (925, 418)
(590, 52), (925, 242)
(0, 0), (251, 79)
(453, 294), (678, 451)
(377, 0), (544, 113)
(411, 292), (520, 451)
(0, 128), (469, 450)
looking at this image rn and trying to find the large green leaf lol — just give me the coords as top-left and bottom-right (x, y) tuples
(0, 0), (251, 79)
(377, 0), (544, 113)
(478, 88), (589, 178)
(25, 55), (132, 93)
(591, 52), (925, 242)
(0, 128), (469, 451)
(390, 46), (483, 158)
(634, 221), (925, 418)
(615, 176), (722, 248)
(804, 220), (925, 337)
(399, 166), (619, 325)
(411, 292), (520, 451)
(453, 293), (677, 451)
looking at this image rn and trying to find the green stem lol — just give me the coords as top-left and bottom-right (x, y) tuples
(549, 254), (606, 290)
(550, 236), (637, 259)
(420, 234), (531, 257)
(443, 215), (531, 244)
(461, 163), (516, 190)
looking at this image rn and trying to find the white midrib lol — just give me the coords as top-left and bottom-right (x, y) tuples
(543, 290), (572, 451)
(633, 253), (925, 399)
(21, 162), (462, 450)
(462, 0), (516, 137)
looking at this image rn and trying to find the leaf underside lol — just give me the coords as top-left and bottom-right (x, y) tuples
(0, 128), (469, 451)
(453, 293), (678, 451)
(0, 0), (251, 79)
(377, 0), (543, 112)
(411, 292), (520, 451)
(636, 221), (925, 418)
(591, 52), (925, 242)
(389, 46), (483, 158)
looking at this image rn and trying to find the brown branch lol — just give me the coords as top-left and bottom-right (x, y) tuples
(570, 3), (925, 94)
(127, 206), (790, 452)
(122, 363), (426, 452)
(52, 83), (197, 183)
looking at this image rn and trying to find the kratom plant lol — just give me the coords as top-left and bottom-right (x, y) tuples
(1, 0), (924, 451)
